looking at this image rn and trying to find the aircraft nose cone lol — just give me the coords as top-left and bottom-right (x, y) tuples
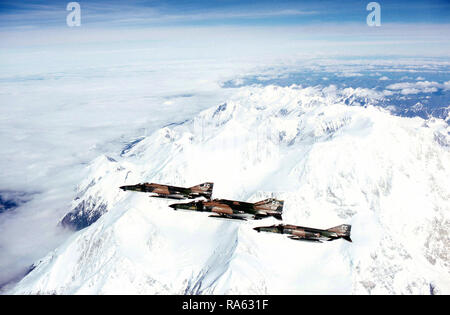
(119, 186), (126, 190)
(169, 204), (177, 209)
(253, 227), (261, 232)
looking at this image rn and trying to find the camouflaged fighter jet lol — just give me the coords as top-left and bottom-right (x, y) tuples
(168, 198), (284, 221)
(253, 223), (352, 243)
(119, 182), (213, 200)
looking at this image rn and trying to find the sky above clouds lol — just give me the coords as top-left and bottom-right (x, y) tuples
(0, 0), (449, 28)
(0, 1), (448, 68)
(0, 0), (449, 59)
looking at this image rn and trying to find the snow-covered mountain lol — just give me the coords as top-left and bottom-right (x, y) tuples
(10, 85), (450, 294)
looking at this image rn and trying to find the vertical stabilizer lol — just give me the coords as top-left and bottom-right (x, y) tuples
(327, 224), (352, 242)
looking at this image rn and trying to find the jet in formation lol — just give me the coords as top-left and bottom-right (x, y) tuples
(169, 198), (284, 221)
(253, 223), (352, 242)
(119, 182), (351, 244)
(120, 182), (213, 200)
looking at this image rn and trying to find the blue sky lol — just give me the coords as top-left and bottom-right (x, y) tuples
(0, 1), (449, 60)
(0, 0), (449, 29)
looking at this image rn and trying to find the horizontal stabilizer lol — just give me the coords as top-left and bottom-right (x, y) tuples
(342, 236), (352, 242)
(272, 213), (283, 220)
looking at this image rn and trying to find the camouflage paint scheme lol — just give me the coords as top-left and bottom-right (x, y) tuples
(254, 223), (352, 242)
(169, 198), (284, 221)
(119, 182), (213, 200)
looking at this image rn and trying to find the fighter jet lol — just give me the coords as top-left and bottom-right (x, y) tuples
(119, 182), (213, 200)
(253, 223), (352, 243)
(168, 198), (284, 221)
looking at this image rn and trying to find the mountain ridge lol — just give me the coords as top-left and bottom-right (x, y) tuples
(10, 84), (450, 294)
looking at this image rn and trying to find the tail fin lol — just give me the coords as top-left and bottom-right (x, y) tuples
(189, 182), (214, 198)
(327, 224), (352, 242)
(254, 198), (284, 212)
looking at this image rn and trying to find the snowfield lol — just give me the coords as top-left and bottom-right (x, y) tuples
(10, 85), (450, 294)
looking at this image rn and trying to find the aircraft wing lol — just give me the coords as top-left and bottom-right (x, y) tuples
(208, 214), (247, 221)
(150, 194), (188, 200)
(288, 236), (322, 243)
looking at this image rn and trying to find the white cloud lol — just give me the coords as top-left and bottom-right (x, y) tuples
(385, 81), (447, 95)
(0, 41), (262, 288)
(336, 72), (364, 77)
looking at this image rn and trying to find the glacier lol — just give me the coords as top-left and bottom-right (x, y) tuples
(9, 84), (450, 294)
